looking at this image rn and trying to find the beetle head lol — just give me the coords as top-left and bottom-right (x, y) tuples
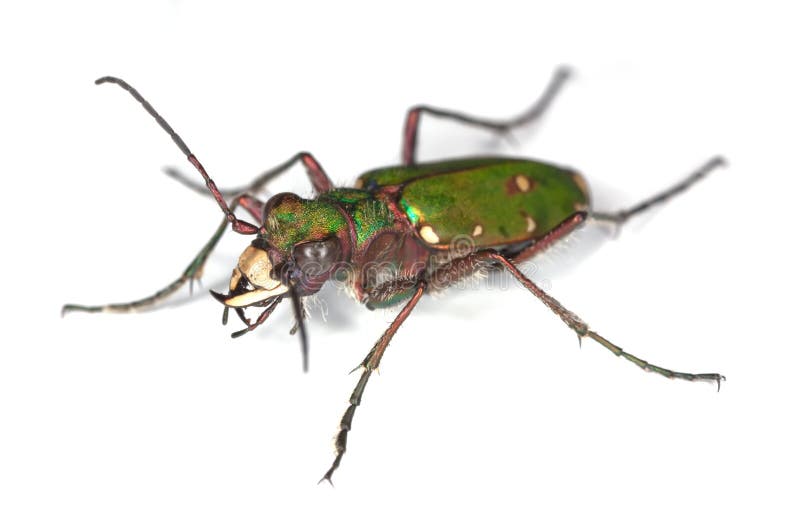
(213, 193), (351, 308)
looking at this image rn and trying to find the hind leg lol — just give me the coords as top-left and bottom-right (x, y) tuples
(401, 66), (571, 165)
(466, 250), (724, 389)
(592, 156), (726, 225)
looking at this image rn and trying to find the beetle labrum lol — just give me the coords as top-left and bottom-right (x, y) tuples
(63, 68), (725, 483)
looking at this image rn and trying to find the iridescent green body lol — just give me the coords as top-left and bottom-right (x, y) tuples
(361, 157), (590, 249)
(66, 72), (726, 485)
(261, 157), (590, 307)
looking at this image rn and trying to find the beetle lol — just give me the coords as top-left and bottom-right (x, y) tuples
(63, 67), (725, 483)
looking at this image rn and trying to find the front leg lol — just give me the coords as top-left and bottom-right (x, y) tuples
(62, 194), (266, 315)
(320, 279), (426, 484)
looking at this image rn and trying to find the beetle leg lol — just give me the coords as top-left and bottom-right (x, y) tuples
(592, 156), (726, 226)
(320, 281), (426, 485)
(62, 194), (265, 315)
(428, 250), (724, 388)
(511, 212), (587, 264)
(163, 151), (335, 198)
(474, 250), (725, 390)
(401, 66), (571, 165)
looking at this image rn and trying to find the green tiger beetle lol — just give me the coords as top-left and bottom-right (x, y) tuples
(63, 67), (726, 483)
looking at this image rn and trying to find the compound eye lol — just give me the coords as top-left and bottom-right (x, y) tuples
(293, 237), (341, 276)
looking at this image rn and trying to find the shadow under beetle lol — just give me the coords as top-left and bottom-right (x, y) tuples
(63, 67), (725, 483)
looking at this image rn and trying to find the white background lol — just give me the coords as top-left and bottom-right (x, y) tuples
(1, 1), (798, 522)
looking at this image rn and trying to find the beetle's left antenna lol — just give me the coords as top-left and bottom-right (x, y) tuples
(94, 76), (259, 235)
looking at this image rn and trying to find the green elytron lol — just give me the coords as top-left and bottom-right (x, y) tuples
(63, 68), (725, 483)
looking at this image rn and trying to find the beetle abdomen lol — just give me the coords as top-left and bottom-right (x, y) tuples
(356, 157), (503, 189)
(398, 159), (590, 249)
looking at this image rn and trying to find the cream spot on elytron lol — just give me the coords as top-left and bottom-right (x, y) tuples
(515, 174), (532, 193)
(571, 171), (589, 196)
(525, 215), (536, 233)
(419, 225), (440, 244)
(472, 224), (483, 237)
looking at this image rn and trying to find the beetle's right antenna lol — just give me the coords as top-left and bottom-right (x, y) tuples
(94, 76), (259, 235)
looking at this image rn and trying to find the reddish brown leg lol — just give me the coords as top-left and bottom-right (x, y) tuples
(232, 194), (266, 223)
(592, 156), (726, 225)
(511, 212), (587, 264)
(163, 151), (335, 199)
(321, 281), (427, 484)
(62, 194), (265, 315)
(415, 213), (586, 295)
(469, 250), (724, 389)
(95, 76), (262, 234)
(402, 66), (571, 165)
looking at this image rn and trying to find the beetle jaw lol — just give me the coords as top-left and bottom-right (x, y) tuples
(213, 244), (289, 308)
